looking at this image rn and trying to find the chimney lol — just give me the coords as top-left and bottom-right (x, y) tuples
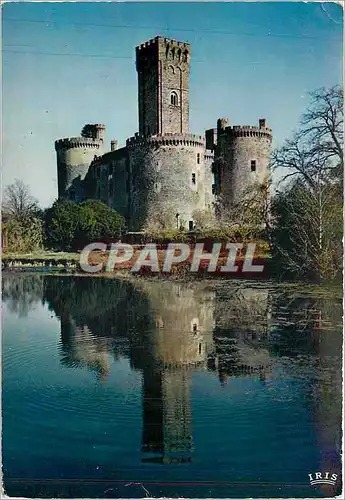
(110, 140), (118, 151)
(217, 118), (229, 132)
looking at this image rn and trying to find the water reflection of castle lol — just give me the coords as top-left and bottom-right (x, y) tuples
(5, 274), (340, 466)
(42, 276), (273, 463)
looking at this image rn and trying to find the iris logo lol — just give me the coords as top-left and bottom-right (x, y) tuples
(308, 472), (338, 486)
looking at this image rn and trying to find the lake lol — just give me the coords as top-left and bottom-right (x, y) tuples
(2, 273), (343, 498)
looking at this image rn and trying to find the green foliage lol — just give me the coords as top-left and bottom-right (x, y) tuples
(4, 215), (43, 253)
(45, 199), (124, 251)
(143, 228), (189, 243)
(193, 226), (264, 241)
(78, 199), (125, 245)
(80, 124), (96, 138)
(44, 200), (80, 251)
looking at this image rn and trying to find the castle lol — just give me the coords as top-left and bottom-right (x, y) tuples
(55, 36), (272, 231)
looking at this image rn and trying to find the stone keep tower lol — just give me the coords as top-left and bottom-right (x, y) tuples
(55, 124), (105, 201)
(136, 36), (190, 136)
(127, 36), (212, 232)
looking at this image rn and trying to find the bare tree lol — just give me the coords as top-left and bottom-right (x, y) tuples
(271, 178), (342, 281)
(270, 86), (343, 282)
(214, 179), (271, 236)
(272, 85), (343, 187)
(302, 86), (343, 174)
(2, 179), (39, 219)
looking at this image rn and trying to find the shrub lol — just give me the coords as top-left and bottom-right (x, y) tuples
(45, 199), (124, 251)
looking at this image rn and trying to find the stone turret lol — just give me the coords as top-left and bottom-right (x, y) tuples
(126, 133), (212, 231)
(209, 117), (272, 212)
(55, 124), (106, 201)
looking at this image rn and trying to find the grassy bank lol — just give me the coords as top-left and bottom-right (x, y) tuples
(2, 245), (270, 279)
(3, 251), (79, 261)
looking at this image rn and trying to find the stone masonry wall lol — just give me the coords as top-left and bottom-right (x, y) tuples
(86, 148), (129, 220)
(216, 124), (272, 210)
(127, 135), (212, 231)
(55, 138), (103, 201)
(158, 38), (190, 135)
(136, 37), (190, 136)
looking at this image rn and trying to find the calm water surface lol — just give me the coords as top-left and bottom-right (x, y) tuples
(2, 273), (343, 498)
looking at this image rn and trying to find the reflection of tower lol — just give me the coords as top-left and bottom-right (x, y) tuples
(44, 275), (137, 380)
(132, 281), (215, 463)
(60, 318), (111, 380)
(142, 366), (192, 463)
(209, 287), (271, 383)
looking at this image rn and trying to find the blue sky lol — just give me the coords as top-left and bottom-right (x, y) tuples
(2, 2), (343, 208)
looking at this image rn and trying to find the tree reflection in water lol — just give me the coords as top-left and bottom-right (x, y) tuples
(2, 273), (342, 469)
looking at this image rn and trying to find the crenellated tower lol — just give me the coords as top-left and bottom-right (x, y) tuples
(136, 36), (190, 136)
(207, 118), (272, 214)
(55, 124), (105, 201)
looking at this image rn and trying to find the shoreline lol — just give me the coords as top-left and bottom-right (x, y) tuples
(1, 269), (342, 301)
(2, 251), (342, 292)
(2, 246), (270, 279)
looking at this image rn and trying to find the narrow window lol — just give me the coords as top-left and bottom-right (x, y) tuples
(251, 160), (256, 172)
(193, 323), (198, 333)
(170, 91), (178, 106)
(192, 173), (196, 185)
(189, 220), (194, 231)
(197, 153), (200, 164)
(198, 343), (202, 355)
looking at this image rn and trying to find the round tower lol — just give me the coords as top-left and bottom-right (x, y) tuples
(126, 134), (213, 231)
(217, 118), (272, 210)
(55, 124), (105, 201)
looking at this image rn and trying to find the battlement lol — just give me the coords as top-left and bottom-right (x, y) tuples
(55, 137), (103, 151)
(215, 117), (272, 140)
(90, 145), (127, 166)
(204, 150), (214, 161)
(225, 125), (272, 140)
(126, 133), (204, 149)
(136, 35), (190, 71)
(136, 35), (189, 53)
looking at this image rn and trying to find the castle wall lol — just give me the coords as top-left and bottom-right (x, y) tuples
(127, 134), (213, 231)
(136, 42), (159, 136)
(54, 39), (273, 230)
(85, 147), (129, 220)
(55, 136), (104, 201)
(214, 120), (272, 210)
